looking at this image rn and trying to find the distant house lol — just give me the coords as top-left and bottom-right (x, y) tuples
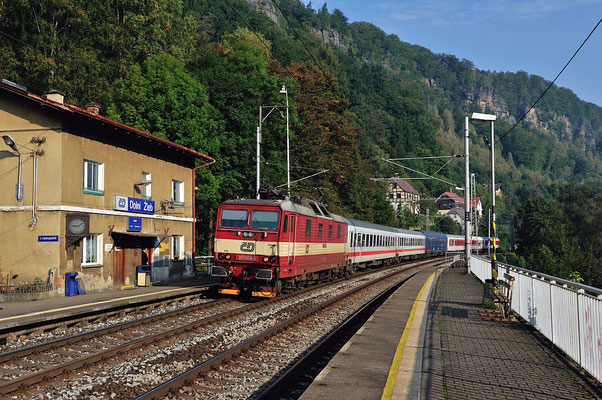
(483, 183), (503, 198)
(388, 177), (420, 214)
(436, 192), (464, 215)
(444, 208), (464, 232)
(471, 197), (483, 218)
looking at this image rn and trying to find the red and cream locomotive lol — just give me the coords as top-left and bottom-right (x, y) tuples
(211, 198), (348, 297)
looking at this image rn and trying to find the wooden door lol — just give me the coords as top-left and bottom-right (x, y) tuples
(113, 248), (125, 285)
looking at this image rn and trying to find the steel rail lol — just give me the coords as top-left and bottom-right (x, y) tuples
(255, 260), (444, 399)
(0, 298), (231, 364)
(0, 258), (440, 396)
(134, 259), (442, 399)
(0, 287), (215, 343)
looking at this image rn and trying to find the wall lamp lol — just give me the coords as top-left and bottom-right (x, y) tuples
(2, 135), (24, 201)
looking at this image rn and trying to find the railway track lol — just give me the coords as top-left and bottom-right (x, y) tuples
(0, 258), (442, 398)
(135, 258), (444, 400)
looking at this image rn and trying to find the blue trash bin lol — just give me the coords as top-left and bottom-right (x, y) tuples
(65, 272), (79, 296)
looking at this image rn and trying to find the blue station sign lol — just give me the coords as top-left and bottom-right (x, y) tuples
(113, 195), (155, 215)
(38, 235), (59, 242)
(128, 216), (142, 232)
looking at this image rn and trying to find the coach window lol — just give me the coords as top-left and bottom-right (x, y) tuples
(290, 216), (295, 234)
(328, 225), (333, 238)
(283, 215), (288, 232)
(305, 220), (312, 236)
(318, 223), (323, 237)
(337, 225), (341, 238)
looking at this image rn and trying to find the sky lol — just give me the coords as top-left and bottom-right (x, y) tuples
(303, 1), (602, 107)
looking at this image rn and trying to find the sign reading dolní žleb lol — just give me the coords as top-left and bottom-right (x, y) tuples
(113, 195), (155, 214)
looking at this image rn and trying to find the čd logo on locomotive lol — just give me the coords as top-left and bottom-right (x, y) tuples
(240, 242), (255, 252)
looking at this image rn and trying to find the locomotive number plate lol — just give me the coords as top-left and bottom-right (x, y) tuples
(236, 254), (257, 261)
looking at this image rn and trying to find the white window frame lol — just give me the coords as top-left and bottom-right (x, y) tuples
(172, 179), (184, 205)
(82, 233), (103, 267)
(171, 235), (184, 260)
(83, 159), (104, 195)
(141, 171), (152, 199)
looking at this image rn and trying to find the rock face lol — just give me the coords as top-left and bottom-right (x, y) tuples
(462, 86), (514, 122)
(245, 0), (280, 25)
(462, 86), (595, 145)
(311, 27), (349, 51)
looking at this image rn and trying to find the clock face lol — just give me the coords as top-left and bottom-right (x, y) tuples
(68, 218), (86, 235)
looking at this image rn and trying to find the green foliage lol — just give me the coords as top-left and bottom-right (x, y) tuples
(3, 0), (602, 263)
(516, 183), (602, 287)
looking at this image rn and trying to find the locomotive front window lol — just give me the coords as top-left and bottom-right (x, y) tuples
(220, 209), (248, 228)
(251, 210), (279, 230)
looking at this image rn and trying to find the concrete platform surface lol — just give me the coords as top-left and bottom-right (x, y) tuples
(300, 265), (440, 400)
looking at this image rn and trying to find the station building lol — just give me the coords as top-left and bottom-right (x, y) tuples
(0, 81), (213, 293)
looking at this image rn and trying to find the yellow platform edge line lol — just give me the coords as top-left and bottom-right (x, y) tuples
(381, 271), (436, 400)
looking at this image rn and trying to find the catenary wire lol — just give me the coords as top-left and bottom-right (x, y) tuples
(495, 18), (601, 144)
(270, 0), (331, 80)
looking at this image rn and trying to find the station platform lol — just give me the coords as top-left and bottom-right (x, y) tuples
(0, 276), (218, 334)
(301, 267), (601, 400)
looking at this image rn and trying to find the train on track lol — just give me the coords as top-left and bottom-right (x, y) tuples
(210, 197), (498, 297)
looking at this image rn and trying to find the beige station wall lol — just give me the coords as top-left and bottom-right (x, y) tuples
(0, 93), (195, 293)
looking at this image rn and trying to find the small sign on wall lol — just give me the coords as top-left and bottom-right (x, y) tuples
(159, 241), (168, 255)
(105, 244), (113, 252)
(38, 235), (59, 242)
(128, 216), (142, 232)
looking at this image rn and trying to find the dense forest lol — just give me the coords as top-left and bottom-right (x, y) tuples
(1, 0), (600, 285)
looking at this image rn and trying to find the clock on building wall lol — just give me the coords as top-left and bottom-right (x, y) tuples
(66, 214), (89, 236)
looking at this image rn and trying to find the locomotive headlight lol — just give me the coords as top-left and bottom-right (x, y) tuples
(263, 256), (269, 263)
(218, 253), (224, 260)
(269, 256), (276, 263)
(225, 254), (231, 260)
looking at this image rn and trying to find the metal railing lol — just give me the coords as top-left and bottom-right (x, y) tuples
(470, 255), (602, 383)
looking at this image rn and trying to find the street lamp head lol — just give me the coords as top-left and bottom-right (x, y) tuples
(471, 112), (496, 122)
(2, 135), (19, 154)
(279, 85), (287, 94)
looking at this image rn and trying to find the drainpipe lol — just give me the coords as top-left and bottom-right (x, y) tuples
(28, 154), (39, 230)
(192, 158), (216, 257)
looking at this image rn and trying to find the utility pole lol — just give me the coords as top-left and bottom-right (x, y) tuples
(464, 116), (471, 272)
(488, 208), (491, 256)
(471, 112), (497, 275)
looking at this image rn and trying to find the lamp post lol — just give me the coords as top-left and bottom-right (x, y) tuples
(464, 116), (471, 272)
(279, 85), (290, 196)
(256, 85), (290, 199)
(2, 135), (23, 202)
(471, 112), (497, 275)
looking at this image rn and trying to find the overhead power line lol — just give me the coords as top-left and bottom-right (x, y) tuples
(223, 0), (273, 57)
(496, 18), (602, 144)
(270, 0), (330, 80)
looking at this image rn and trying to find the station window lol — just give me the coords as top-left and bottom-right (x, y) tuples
(318, 223), (323, 237)
(82, 234), (103, 266)
(141, 171), (151, 198)
(172, 180), (184, 205)
(305, 220), (312, 236)
(172, 235), (184, 260)
(83, 159), (104, 195)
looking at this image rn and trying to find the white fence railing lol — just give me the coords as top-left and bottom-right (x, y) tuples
(469, 255), (602, 383)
